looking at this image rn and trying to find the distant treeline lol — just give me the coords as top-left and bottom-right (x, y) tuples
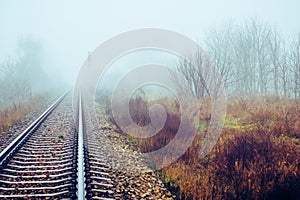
(0, 37), (45, 106)
(177, 19), (300, 99)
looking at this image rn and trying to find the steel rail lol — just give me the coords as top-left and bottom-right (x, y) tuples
(77, 92), (86, 199)
(0, 90), (69, 166)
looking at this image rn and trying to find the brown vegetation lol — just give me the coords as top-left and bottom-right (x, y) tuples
(108, 95), (300, 199)
(0, 95), (46, 132)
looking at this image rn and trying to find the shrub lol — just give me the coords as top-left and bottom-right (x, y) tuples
(105, 95), (300, 199)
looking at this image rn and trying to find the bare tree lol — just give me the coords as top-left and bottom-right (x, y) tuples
(0, 58), (16, 105)
(246, 19), (272, 95)
(279, 47), (291, 97)
(16, 37), (44, 94)
(0, 37), (45, 107)
(269, 28), (282, 96)
(174, 49), (216, 98)
(0, 57), (32, 105)
(173, 19), (298, 99)
(233, 28), (253, 95)
(290, 33), (300, 98)
(205, 23), (237, 94)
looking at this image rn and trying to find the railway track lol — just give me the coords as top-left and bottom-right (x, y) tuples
(0, 91), (175, 199)
(0, 91), (114, 199)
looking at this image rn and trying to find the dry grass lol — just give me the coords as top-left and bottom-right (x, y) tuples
(106, 95), (300, 199)
(0, 95), (46, 132)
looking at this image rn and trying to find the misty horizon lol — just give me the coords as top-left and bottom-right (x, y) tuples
(1, 0), (300, 85)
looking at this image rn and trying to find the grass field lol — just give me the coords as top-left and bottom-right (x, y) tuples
(106, 95), (300, 199)
(0, 95), (46, 133)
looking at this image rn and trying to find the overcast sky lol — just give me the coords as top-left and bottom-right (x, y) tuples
(1, 0), (300, 84)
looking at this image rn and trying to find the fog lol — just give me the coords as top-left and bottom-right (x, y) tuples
(0, 0), (300, 100)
